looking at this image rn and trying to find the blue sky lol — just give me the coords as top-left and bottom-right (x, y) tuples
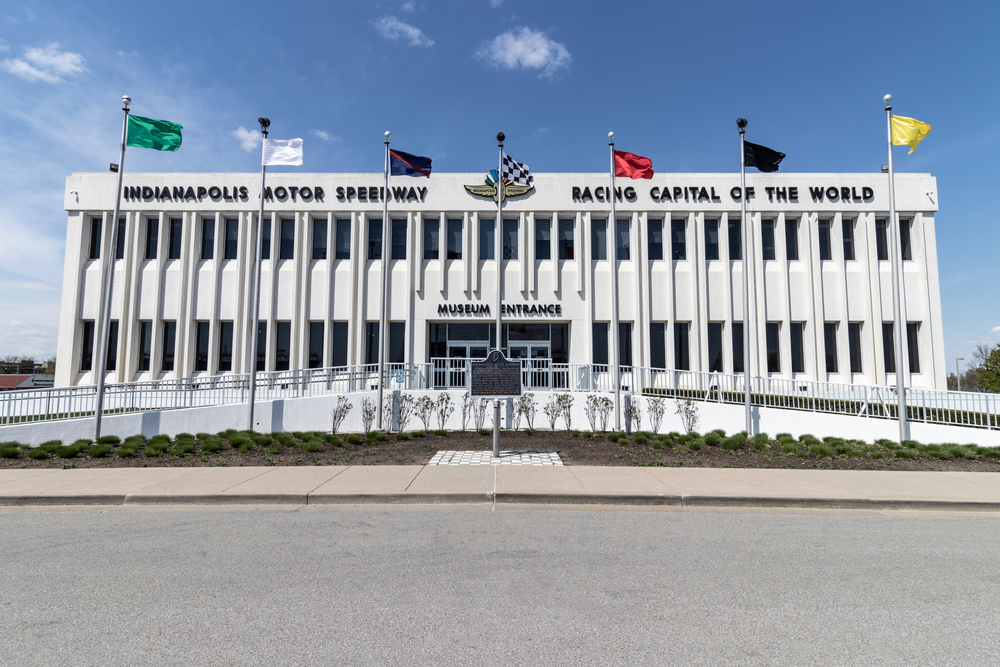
(1, 0), (998, 373)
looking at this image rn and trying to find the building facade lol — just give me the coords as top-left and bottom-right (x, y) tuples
(56, 171), (945, 390)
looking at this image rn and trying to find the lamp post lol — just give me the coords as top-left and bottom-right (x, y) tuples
(956, 357), (964, 392)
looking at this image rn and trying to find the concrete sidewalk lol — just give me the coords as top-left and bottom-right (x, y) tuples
(2, 465), (1000, 510)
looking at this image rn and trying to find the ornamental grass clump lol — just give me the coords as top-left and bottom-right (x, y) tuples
(720, 435), (745, 451)
(252, 434), (274, 447)
(800, 434), (821, 448)
(299, 439), (323, 452)
(97, 435), (121, 446)
(0, 442), (22, 459)
(634, 434), (649, 445)
(781, 442), (799, 454)
(688, 438), (703, 451)
(894, 448), (917, 459)
(88, 444), (113, 458)
(395, 432), (411, 441)
(345, 434), (362, 445)
(201, 439), (222, 454)
(808, 443), (835, 457)
(434, 429), (448, 437)
(702, 432), (721, 447)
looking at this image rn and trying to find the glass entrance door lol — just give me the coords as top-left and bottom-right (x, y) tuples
(508, 343), (551, 388)
(448, 344), (488, 387)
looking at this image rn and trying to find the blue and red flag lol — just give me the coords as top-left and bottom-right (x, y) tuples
(389, 149), (432, 177)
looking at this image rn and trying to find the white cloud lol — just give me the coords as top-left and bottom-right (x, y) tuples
(400, 1), (416, 12)
(374, 16), (434, 47)
(490, 0), (503, 6)
(0, 43), (86, 83)
(991, 325), (1000, 333)
(309, 129), (339, 142)
(475, 27), (570, 78)
(231, 126), (261, 151)
(0, 40), (9, 52)
(24, 7), (36, 21)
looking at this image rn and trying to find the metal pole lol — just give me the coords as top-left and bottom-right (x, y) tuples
(494, 132), (505, 458)
(609, 133), (621, 432)
(247, 118), (269, 431)
(884, 95), (909, 443)
(738, 119), (753, 435)
(378, 132), (391, 430)
(956, 357), (964, 392)
(93, 95), (131, 441)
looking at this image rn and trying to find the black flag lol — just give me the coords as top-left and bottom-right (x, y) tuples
(744, 141), (785, 172)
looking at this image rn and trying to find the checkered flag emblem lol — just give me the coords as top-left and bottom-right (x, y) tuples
(501, 153), (533, 187)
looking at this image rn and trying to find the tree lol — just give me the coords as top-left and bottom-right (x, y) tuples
(979, 346), (1000, 393)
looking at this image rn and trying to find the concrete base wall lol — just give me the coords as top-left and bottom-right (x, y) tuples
(2, 390), (998, 447)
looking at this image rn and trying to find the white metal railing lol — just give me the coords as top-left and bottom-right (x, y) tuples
(1, 361), (997, 432)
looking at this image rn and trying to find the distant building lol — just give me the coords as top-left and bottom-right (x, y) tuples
(0, 374), (53, 391)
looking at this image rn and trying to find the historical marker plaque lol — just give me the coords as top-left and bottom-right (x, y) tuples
(470, 350), (522, 397)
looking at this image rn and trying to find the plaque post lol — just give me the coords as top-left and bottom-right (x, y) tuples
(494, 132), (505, 458)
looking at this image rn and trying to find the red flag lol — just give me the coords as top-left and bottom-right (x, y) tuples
(614, 150), (654, 179)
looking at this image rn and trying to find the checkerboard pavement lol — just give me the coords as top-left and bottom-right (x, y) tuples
(428, 450), (563, 466)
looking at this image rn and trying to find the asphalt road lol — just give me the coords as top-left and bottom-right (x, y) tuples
(3, 505), (999, 666)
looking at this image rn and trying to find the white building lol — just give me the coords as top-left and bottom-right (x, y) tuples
(56, 170), (944, 390)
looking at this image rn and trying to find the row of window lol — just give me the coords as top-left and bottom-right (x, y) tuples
(87, 215), (916, 265)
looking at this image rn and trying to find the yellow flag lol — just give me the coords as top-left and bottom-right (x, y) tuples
(891, 115), (931, 154)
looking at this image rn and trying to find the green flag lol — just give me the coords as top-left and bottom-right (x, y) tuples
(127, 115), (183, 152)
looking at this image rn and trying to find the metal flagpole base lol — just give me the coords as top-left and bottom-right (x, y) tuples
(492, 400), (501, 458)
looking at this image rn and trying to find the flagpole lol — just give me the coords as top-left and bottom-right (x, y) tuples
(493, 132), (505, 458)
(93, 95), (131, 441)
(378, 132), (391, 431)
(884, 94), (909, 443)
(247, 117), (269, 431)
(737, 119), (752, 436)
(608, 133), (621, 432)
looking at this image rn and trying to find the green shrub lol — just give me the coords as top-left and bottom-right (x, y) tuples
(751, 433), (770, 446)
(676, 434), (692, 444)
(300, 440), (323, 452)
(195, 433), (214, 442)
(477, 429), (491, 436)
(328, 436), (343, 447)
(650, 442), (663, 449)
(124, 435), (146, 447)
(666, 431), (682, 440)
(0, 447), (20, 459)
(952, 445), (977, 460)
(927, 449), (950, 460)
(869, 450), (885, 460)
(753, 440), (770, 452)
(88, 444), (113, 458)
(56, 444), (86, 459)
(220, 429), (239, 437)
(781, 442), (799, 454)
(808, 444), (835, 457)
(800, 434), (821, 447)
(882, 441), (901, 451)
(688, 438), (703, 451)
(411, 430), (426, 438)
(175, 433), (194, 441)
(824, 437), (846, 447)
(227, 434), (250, 447)
(143, 447), (161, 458)
(634, 435), (649, 445)
(38, 440), (63, 452)
(434, 430), (448, 437)
(775, 432), (792, 440)
(116, 447), (137, 458)
(395, 432), (411, 441)
(202, 441), (221, 454)
(720, 435), (745, 451)
(901, 440), (922, 449)
(149, 434), (171, 445)
(581, 431), (592, 439)
(367, 431), (386, 442)
(345, 434), (362, 445)
(523, 428), (534, 436)
(252, 434), (274, 447)
(265, 445), (281, 454)
(274, 433), (297, 447)
(875, 438), (895, 447)
(702, 433), (721, 447)
(894, 448), (917, 459)
(607, 432), (621, 443)
(570, 429), (580, 437)
(170, 442), (195, 456)
(237, 443), (253, 454)
(27, 448), (49, 460)
(842, 447), (863, 458)
(981, 448), (1000, 459)
(96, 435), (121, 445)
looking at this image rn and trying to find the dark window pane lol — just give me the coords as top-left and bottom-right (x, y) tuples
(907, 322), (920, 373)
(145, 218), (158, 260)
(201, 219), (214, 260)
(312, 218), (327, 260)
(106, 320), (119, 371)
(279, 218), (294, 260)
(882, 322), (896, 374)
(791, 323), (805, 373)
(842, 219), (855, 261)
(195, 321), (210, 371)
(428, 323), (447, 361)
(671, 218), (686, 260)
(551, 323), (568, 364)
(591, 219), (607, 260)
(115, 218), (126, 260)
(162, 321), (176, 372)
(535, 218), (551, 260)
(558, 219), (574, 260)
(332, 321), (348, 367)
(766, 322), (780, 373)
(389, 322), (405, 363)
(900, 219), (912, 260)
(364, 322), (379, 365)
(618, 322), (633, 367)
(592, 323), (609, 366)
(335, 219), (351, 259)
(824, 322), (838, 373)
(818, 219), (832, 260)
(647, 219), (663, 260)
(732, 322), (745, 373)
(650, 322), (666, 369)
(423, 218), (439, 260)
(727, 217), (741, 260)
(81, 320), (95, 371)
(255, 321), (267, 371)
(309, 321), (324, 369)
(761, 218), (775, 260)
(849, 322), (863, 373)
(502, 218), (518, 260)
(89, 218), (102, 260)
(218, 321), (234, 372)
(876, 218), (888, 261)
(616, 218), (630, 261)
(705, 219), (719, 260)
(674, 323), (690, 370)
(261, 217), (271, 259)
(138, 321), (152, 371)
(275, 321), (291, 371)
(447, 219), (463, 259)
(391, 218), (407, 260)
(368, 218), (383, 260)
(479, 218), (495, 260)
(221, 218), (237, 260)
(785, 218), (798, 260)
(708, 322), (723, 372)
(169, 218), (183, 260)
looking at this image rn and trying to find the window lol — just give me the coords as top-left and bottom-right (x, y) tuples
(368, 218), (383, 260)
(876, 218), (889, 261)
(766, 322), (780, 372)
(824, 322), (838, 373)
(106, 321), (119, 371)
(218, 321), (234, 372)
(818, 219), (832, 260)
(900, 218), (913, 260)
(168, 218), (183, 260)
(335, 218), (351, 259)
(115, 218), (126, 260)
(591, 218), (607, 260)
(849, 322), (863, 373)
(618, 322), (633, 367)
(616, 218), (630, 261)
(479, 218), (495, 260)
(791, 322), (805, 373)
(732, 322), (744, 373)
(309, 321), (324, 369)
(260, 216), (271, 260)
(592, 322), (609, 366)
(705, 219), (719, 260)
(223, 218), (239, 260)
(389, 322), (405, 363)
(312, 218), (327, 260)
(535, 218), (551, 260)
(145, 218), (158, 260)
(647, 219), (663, 260)
(447, 218), (463, 259)
(364, 322), (379, 365)
(674, 323), (690, 370)
(727, 217), (741, 260)
(195, 321), (210, 371)
(842, 219), (855, 260)
(708, 322), (723, 372)
(255, 321), (267, 371)
(275, 321), (291, 371)
(138, 321), (152, 371)
(89, 218), (102, 260)
(423, 218), (439, 260)
(650, 322), (666, 369)
(391, 218), (407, 260)
(883, 323), (896, 374)
(785, 218), (799, 260)
(558, 218), (574, 260)
(332, 321), (348, 367)
(80, 320), (95, 371)
(907, 322), (920, 373)
(279, 218), (295, 260)
(667, 218), (685, 260)
(761, 218), (775, 260)
(201, 219), (214, 260)
(502, 218), (518, 260)
(162, 321), (176, 372)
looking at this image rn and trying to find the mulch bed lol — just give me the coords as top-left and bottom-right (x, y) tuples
(2, 429), (999, 472)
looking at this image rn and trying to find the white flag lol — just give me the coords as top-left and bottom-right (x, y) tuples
(262, 138), (304, 166)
